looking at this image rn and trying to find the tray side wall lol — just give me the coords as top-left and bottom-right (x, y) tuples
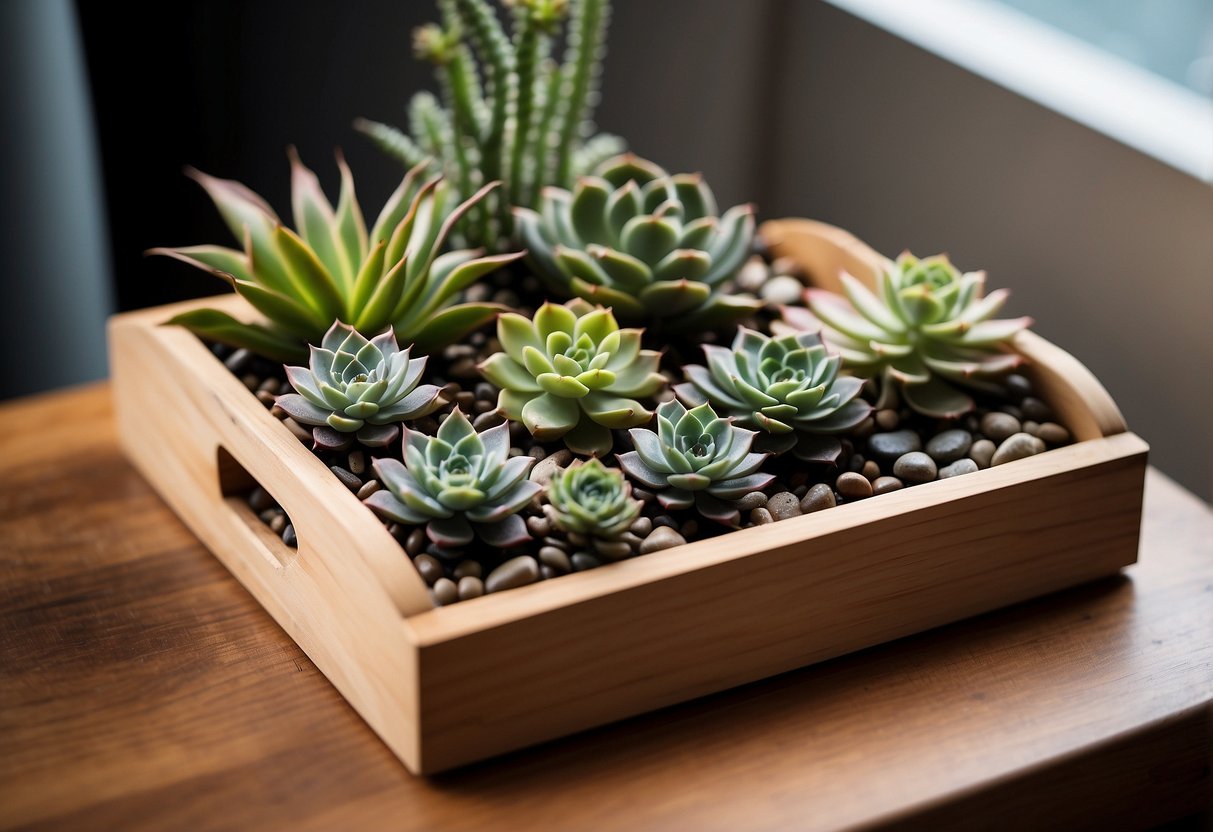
(415, 433), (1147, 772)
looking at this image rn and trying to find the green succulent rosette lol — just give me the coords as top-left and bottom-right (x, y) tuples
(364, 409), (541, 549)
(617, 400), (773, 526)
(478, 300), (666, 456)
(514, 154), (760, 329)
(783, 252), (1031, 418)
(276, 321), (445, 451)
(545, 458), (641, 541)
(675, 327), (870, 457)
(151, 152), (522, 361)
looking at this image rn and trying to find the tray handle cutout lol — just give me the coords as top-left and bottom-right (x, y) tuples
(217, 445), (299, 569)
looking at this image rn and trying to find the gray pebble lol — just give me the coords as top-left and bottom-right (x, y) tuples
(759, 274), (804, 305)
(800, 483), (836, 513)
(629, 516), (653, 537)
(529, 449), (573, 486)
(872, 476), (903, 495)
(736, 491), (768, 511)
(281, 524), (297, 548)
(526, 515), (552, 538)
(539, 546), (572, 573)
(1020, 397), (1053, 422)
(969, 439), (996, 469)
(453, 560), (482, 579)
(766, 491), (802, 521)
(413, 553), (444, 586)
(1004, 373), (1032, 400)
(248, 487), (276, 513)
(653, 515), (679, 530)
(432, 577), (458, 605)
(224, 348), (252, 373)
(874, 409), (900, 431)
(639, 525), (687, 554)
(836, 471), (873, 499)
(735, 257), (770, 292)
(472, 411), (505, 431)
(991, 432), (1046, 466)
(893, 451), (937, 483)
(1036, 422), (1070, 445)
(980, 412), (1021, 443)
(999, 404), (1024, 421)
(938, 458), (979, 478)
(485, 556), (540, 593)
(1022, 420), (1040, 436)
(925, 429), (972, 465)
(329, 465), (362, 492)
(571, 552), (602, 572)
(540, 565), (559, 580)
(457, 576), (484, 600)
(750, 507), (774, 525)
(594, 539), (634, 561)
(868, 430), (922, 466)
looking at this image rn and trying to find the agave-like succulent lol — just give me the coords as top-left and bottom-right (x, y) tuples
(150, 151), (522, 362)
(545, 458), (641, 541)
(782, 252), (1031, 418)
(478, 300), (665, 456)
(363, 409), (541, 548)
(275, 321), (445, 451)
(675, 328), (871, 457)
(514, 154), (760, 329)
(617, 400), (773, 526)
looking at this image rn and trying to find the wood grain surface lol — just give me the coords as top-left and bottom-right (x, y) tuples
(1, 385), (1210, 831)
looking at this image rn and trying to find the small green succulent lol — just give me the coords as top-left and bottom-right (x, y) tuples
(782, 252), (1031, 418)
(478, 300), (665, 456)
(675, 328), (870, 457)
(151, 151), (521, 362)
(514, 154), (760, 329)
(546, 458), (641, 541)
(618, 400), (773, 526)
(275, 321), (445, 451)
(364, 409), (541, 548)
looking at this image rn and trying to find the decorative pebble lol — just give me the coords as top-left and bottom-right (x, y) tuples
(760, 275), (804, 305)
(938, 458), (979, 478)
(594, 539), (634, 561)
(893, 451), (937, 484)
(432, 577), (458, 605)
(570, 553), (601, 572)
(255, 390), (276, 407)
(766, 491), (802, 521)
(269, 514), (287, 535)
(413, 553), (444, 586)
(224, 348), (252, 373)
(355, 480), (379, 500)
(405, 528), (426, 557)
(874, 409), (900, 431)
(526, 515), (552, 538)
(652, 515), (678, 530)
(529, 449), (573, 485)
(329, 465), (362, 492)
(539, 546), (572, 574)
(799, 483), (836, 513)
(1022, 420), (1040, 436)
(540, 565), (560, 580)
(868, 430), (922, 466)
(347, 450), (366, 475)
(750, 507), (774, 525)
(872, 476), (903, 495)
(925, 429), (972, 465)
(640, 526), (688, 554)
(248, 487), (276, 513)
(836, 471), (873, 499)
(457, 576), (484, 601)
(861, 460), (880, 481)
(1020, 397), (1053, 422)
(629, 517), (653, 537)
(282, 418), (312, 443)
(735, 257), (770, 292)
(970, 439), (996, 469)
(991, 432), (1046, 466)
(682, 520), (699, 538)
(980, 412), (1021, 442)
(281, 524), (297, 548)
(1036, 422), (1070, 445)
(453, 560), (482, 579)
(485, 556), (540, 593)
(472, 411), (504, 431)
(1004, 373), (1032, 400)
(999, 404), (1024, 421)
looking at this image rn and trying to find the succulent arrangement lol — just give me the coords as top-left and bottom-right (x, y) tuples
(154, 0), (1064, 606)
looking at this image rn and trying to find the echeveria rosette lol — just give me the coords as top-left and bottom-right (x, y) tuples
(478, 300), (666, 457)
(675, 328), (871, 458)
(782, 252), (1032, 418)
(617, 400), (773, 527)
(151, 151), (522, 361)
(513, 154), (760, 330)
(546, 459), (641, 541)
(363, 409), (541, 548)
(276, 322), (444, 451)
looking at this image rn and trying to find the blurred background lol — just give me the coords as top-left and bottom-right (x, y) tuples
(1, 0), (1211, 500)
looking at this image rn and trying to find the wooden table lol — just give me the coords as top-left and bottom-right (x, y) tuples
(1, 385), (1210, 831)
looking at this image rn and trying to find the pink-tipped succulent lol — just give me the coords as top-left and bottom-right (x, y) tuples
(782, 252), (1031, 418)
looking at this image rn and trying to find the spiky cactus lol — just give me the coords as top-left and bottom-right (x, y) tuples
(675, 328), (870, 456)
(275, 322), (445, 451)
(478, 300), (665, 456)
(364, 409), (541, 548)
(617, 400), (772, 526)
(782, 252), (1031, 417)
(357, 0), (623, 249)
(151, 152), (521, 361)
(514, 154), (759, 330)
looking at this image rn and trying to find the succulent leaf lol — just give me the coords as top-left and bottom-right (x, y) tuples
(545, 458), (641, 541)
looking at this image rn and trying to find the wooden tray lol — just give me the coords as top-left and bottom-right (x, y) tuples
(108, 218), (1148, 774)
